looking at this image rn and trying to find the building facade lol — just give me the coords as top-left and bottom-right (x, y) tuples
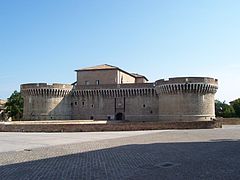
(0, 99), (7, 121)
(21, 64), (218, 121)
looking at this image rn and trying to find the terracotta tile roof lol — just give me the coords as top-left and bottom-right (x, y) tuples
(131, 73), (148, 81)
(76, 64), (118, 71)
(75, 64), (148, 81)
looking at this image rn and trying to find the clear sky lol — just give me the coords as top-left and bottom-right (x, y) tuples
(0, 0), (239, 102)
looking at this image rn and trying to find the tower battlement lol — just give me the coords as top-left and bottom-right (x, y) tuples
(155, 77), (218, 85)
(155, 77), (218, 95)
(21, 83), (72, 97)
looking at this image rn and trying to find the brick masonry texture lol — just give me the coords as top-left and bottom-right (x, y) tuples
(0, 121), (222, 132)
(217, 118), (240, 125)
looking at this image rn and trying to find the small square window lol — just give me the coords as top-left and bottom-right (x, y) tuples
(96, 80), (100, 85)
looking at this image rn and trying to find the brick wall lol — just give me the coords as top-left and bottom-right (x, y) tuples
(0, 121), (221, 132)
(217, 118), (240, 125)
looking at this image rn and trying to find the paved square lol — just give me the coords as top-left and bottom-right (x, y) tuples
(0, 126), (240, 180)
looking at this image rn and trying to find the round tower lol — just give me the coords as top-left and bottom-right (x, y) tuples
(21, 83), (73, 120)
(155, 77), (218, 121)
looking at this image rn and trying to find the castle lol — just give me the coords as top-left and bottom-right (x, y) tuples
(21, 64), (218, 122)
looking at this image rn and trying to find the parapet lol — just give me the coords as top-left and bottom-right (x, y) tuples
(155, 77), (218, 85)
(21, 83), (73, 97)
(74, 83), (155, 90)
(72, 83), (156, 97)
(21, 83), (73, 89)
(155, 77), (218, 95)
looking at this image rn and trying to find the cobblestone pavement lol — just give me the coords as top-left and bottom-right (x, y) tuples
(0, 131), (162, 152)
(0, 126), (240, 180)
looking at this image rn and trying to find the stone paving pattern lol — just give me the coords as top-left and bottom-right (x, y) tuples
(0, 127), (240, 180)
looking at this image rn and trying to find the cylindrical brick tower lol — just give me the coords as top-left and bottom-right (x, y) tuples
(155, 77), (218, 121)
(21, 83), (73, 120)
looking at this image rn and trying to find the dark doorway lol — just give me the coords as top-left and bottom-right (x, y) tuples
(115, 113), (124, 120)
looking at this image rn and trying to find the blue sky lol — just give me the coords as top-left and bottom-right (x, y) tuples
(0, 0), (239, 102)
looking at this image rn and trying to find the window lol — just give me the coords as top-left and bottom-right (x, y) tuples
(82, 102), (85, 106)
(96, 80), (100, 85)
(74, 102), (78, 105)
(143, 104), (146, 108)
(85, 81), (89, 85)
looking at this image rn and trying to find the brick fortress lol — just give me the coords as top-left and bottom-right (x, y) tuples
(21, 64), (218, 122)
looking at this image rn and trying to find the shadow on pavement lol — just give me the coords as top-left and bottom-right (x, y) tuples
(0, 139), (240, 180)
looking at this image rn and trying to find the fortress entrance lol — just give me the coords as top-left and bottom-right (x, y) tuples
(115, 97), (125, 120)
(115, 113), (124, 120)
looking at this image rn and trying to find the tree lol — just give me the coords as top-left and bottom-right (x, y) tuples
(215, 100), (235, 118)
(230, 98), (240, 117)
(5, 91), (24, 120)
(223, 105), (235, 118)
(215, 100), (224, 117)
